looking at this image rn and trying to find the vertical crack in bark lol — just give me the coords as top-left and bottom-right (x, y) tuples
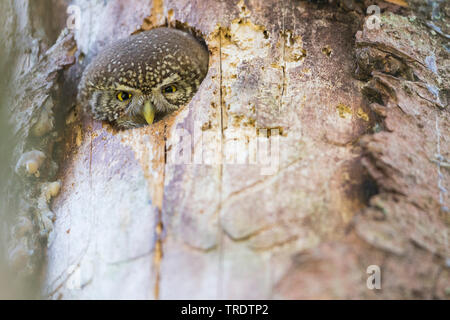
(153, 211), (163, 299)
(217, 26), (225, 299)
(279, 0), (287, 112)
(153, 121), (167, 300)
(146, 0), (166, 300)
(268, 0), (287, 299)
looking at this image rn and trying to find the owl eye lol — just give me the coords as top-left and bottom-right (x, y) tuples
(117, 91), (132, 101)
(163, 85), (177, 94)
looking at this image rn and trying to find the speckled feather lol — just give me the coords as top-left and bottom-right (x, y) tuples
(79, 28), (209, 128)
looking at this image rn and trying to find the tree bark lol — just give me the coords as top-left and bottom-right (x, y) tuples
(1, 0), (448, 299)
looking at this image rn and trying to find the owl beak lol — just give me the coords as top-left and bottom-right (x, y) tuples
(142, 101), (156, 125)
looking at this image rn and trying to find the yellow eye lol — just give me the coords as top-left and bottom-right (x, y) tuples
(163, 85), (177, 94)
(117, 91), (132, 101)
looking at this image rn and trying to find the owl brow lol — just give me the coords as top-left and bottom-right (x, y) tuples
(158, 73), (182, 87)
(114, 84), (142, 93)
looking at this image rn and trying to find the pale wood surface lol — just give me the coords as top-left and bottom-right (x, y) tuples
(1, 0), (448, 299)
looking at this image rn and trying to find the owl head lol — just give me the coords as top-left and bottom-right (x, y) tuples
(79, 28), (209, 129)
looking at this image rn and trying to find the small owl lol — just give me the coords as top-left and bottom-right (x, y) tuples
(79, 28), (209, 129)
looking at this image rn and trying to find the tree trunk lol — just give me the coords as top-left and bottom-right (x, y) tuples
(1, 0), (448, 299)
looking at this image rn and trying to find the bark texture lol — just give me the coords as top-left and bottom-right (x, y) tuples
(0, 0), (75, 298)
(1, 0), (448, 299)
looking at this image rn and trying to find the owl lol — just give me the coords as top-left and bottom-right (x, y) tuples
(79, 27), (209, 129)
